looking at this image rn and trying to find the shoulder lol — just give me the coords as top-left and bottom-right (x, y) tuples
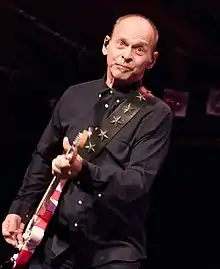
(62, 78), (103, 99)
(138, 95), (173, 134)
(151, 96), (172, 116)
(139, 86), (172, 119)
(54, 78), (103, 110)
(143, 93), (172, 120)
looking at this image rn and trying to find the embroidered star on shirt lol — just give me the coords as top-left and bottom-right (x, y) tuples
(85, 141), (96, 153)
(98, 129), (108, 141)
(136, 92), (146, 101)
(123, 103), (135, 114)
(110, 116), (123, 127)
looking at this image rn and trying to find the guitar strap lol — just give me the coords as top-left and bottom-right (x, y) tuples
(79, 86), (152, 161)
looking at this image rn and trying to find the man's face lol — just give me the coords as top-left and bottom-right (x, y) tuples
(104, 17), (158, 84)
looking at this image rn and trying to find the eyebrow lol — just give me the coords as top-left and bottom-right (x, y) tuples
(135, 41), (150, 47)
(117, 37), (150, 47)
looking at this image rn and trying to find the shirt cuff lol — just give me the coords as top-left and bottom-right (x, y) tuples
(8, 200), (33, 224)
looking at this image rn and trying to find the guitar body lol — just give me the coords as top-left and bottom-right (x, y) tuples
(13, 181), (65, 268)
(10, 130), (89, 269)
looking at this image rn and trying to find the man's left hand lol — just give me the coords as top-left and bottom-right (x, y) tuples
(52, 137), (82, 179)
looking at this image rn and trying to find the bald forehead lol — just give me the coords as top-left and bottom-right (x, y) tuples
(113, 16), (155, 34)
(112, 16), (157, 50)
(112, 16), (156, 45)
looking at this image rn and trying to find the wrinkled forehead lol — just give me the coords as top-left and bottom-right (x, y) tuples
(112, 17), (155, 45)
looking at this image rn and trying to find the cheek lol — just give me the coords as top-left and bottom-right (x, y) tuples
(134, 57), (150, 70)
(106, 53), (114, 67)
(107, 49), (121, 65)
(133, 61), (145, 72)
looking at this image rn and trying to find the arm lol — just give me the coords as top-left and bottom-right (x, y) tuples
(8, 101), (64, 223)
(79, 109), (172, 201)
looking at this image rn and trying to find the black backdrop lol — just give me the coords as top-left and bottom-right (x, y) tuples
(0, 2), (220, 268)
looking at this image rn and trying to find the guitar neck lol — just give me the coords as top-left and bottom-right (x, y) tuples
(34, 175), (61, 215)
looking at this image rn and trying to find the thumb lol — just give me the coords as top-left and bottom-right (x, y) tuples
(2, 221), (10, 237)
(63, 137), (71, 151)
(16, 222), (25, 243)
(7, 219), (17, 233)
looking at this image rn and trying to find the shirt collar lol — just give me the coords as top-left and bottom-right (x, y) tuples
(99, 73), (142, 97)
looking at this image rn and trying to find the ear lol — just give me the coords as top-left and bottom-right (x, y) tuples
(146, 51), (159, 70)
(102, 35), (111, 55)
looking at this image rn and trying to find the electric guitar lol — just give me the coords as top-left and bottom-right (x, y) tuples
(6, 130), (89, 269)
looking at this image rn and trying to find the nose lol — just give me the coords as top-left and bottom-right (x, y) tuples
(122, 47), (133, 62)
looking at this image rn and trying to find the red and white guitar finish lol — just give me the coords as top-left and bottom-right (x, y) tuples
(10, 130), (89, 269)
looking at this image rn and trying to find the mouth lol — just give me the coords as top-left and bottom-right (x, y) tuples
(115, 64), (132, 71)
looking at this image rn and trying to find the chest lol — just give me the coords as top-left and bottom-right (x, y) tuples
(60, 96), (149, 167)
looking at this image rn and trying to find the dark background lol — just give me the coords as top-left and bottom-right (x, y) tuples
(0, 1), (220, 268)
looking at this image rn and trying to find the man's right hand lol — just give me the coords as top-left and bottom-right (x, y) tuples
(2, 214), (25, 248)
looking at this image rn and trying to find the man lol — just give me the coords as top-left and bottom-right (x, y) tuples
(2, 14), (172, 269)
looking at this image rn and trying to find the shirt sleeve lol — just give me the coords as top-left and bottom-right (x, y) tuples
(79, 108), (172, 201)
(8, 101), (64, 223)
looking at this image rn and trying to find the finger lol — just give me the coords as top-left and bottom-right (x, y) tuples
(66, 148), (78, 164)
(63, 137), (71, 151)
(71, 154), (83, 172)
(16, 232), (23, 243)
(52, 165), (61, 175)
(20, 222), (25, 230)
(2, 229), (10, 237)
(4, 230), (17, 246)
(5, 237), (17, 247)
(57, 156), (71, 168)
(2, 219), (16, 234)
(16, 223), (24, 242)
(52, 159), (61, 174)
(2, 221), (10, 236)
(53, 156), (70, 169)
(66, 152), (74, 162)
(8, 219), (18, 233)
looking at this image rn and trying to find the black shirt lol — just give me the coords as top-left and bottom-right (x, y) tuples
(9, 76), (172, 266)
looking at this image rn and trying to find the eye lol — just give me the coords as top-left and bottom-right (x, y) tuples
(136, 47), (144, 54)
(116, 40), (126, 47)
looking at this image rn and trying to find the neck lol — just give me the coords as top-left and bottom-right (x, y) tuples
(106, 74), (115, 89)
(105, 69), (137, 89)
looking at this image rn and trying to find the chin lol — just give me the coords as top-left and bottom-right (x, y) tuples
(111, 69), (132, 82)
